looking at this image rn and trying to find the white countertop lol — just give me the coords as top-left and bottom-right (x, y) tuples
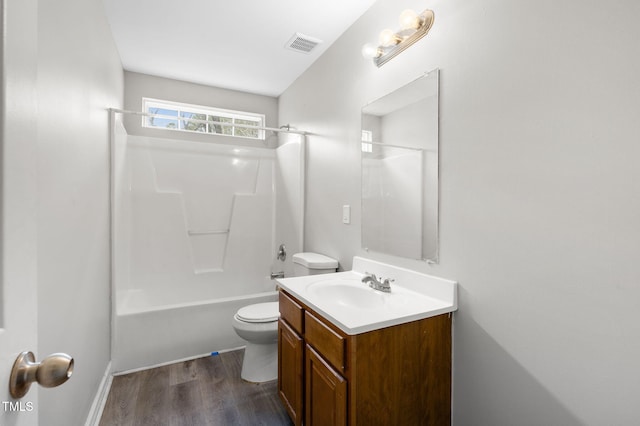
(276, 257), (457, 335)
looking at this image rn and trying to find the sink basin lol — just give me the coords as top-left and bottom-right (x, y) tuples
(306, 279), (386, 309)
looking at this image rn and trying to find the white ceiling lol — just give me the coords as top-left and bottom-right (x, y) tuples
(103, 0), (377, 97)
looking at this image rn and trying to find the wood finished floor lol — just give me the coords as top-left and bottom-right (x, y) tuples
(99, 349), (293, 426)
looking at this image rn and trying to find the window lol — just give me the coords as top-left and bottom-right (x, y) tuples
(361, 130), (373, 152)
(142, 98), (266, 140)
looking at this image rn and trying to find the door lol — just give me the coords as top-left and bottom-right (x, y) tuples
(0, 0), (40, 423)
(306, 346), (347, 426)
(278, 319), (304, 426)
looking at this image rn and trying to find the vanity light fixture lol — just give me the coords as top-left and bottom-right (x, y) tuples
(362, 8), (435, 67)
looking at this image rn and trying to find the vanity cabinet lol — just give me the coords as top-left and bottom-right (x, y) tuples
(278, 294), (305, 425)
(306, 345), (347, 426)
(278, 289), (452, 426)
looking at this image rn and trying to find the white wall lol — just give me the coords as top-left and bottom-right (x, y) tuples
(123, 71), (279, 148)
(279, 0), (640, 424)
(36, 0), (123, 424)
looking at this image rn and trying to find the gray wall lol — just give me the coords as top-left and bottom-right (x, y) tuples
(36, 0), (123, 423)
(279, 0), (640, 424)
(124, 72), (279, 148)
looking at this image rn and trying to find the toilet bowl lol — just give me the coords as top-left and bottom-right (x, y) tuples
(232, 252), (338, 383)
(232, 302), (280, 383)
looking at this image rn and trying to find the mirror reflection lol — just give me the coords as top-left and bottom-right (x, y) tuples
(361, 69), (439, 262)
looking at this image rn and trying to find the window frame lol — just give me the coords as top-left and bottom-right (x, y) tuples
(142, 98), (266, 140)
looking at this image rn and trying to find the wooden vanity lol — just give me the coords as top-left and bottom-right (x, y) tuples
(277, 289), (452, 426)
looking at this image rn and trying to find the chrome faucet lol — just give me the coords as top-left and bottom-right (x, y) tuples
(361, 272), (393, 293)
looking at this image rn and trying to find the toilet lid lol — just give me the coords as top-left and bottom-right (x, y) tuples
(292, 252), (339, 269)
(236, 302), (280, 323)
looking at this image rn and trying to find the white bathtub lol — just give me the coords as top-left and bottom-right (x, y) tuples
(112, 289), (278, 373)
(110, 124), (305, 373)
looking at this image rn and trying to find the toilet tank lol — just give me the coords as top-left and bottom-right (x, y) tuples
(292, 252), (338, 276)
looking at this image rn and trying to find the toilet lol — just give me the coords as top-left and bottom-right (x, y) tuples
(232, 252), (338, 382)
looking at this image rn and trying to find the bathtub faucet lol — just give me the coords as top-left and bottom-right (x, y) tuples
(270, 272), (285, 280)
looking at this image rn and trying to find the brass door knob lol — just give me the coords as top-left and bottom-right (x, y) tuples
(9, 351), (74, 398)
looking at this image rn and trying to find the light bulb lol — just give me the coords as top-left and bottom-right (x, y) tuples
(379, 29), (399, 47)
(361, 43), (381, 58)
(399, 9), (422, 31)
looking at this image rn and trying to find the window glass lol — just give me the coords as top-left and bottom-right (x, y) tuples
(142, 98), (265, 140)
(180, 112), (207, 132)
(208, 116), (233, 135)
(146, 107), (178, 129)
(235, 118), (261, 138)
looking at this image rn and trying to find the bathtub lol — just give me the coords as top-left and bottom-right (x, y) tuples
(110, 122), (304, 373)
(112, 289), (278, 373)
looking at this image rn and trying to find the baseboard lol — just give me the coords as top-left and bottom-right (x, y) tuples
(84, 361), (113, 426)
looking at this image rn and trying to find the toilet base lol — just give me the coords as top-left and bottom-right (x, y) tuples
(241, 341), (277, 383)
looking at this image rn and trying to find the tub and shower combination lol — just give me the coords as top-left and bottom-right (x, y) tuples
(111, 114), (304, 372)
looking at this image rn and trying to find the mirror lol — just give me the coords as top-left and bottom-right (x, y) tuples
(361, 69), (439, 262)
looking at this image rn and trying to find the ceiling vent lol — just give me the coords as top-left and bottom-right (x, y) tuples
(285, 33), (322, 54)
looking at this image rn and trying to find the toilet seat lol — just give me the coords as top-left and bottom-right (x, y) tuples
(236, 302), (279, 323)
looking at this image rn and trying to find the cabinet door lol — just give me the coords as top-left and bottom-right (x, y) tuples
(306, 346), (347, 426)
(278, 319), (304, 426)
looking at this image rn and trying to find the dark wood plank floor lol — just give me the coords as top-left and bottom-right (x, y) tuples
(99, 349), (293, 426)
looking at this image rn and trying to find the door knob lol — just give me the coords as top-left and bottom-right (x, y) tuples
(9, 351), (74, 398)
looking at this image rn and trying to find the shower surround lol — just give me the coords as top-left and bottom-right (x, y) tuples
(112, 120), (302, 372)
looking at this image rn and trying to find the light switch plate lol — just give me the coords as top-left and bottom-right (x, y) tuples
(342, 205), (351, 224)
